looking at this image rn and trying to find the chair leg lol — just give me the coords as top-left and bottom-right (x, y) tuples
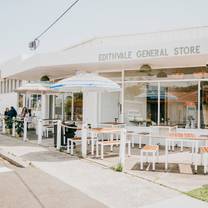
(96, 141), (99, 158)
(204, 154), (208, 174)
(157, 150), (159, 163)
(171, 141), (175, 151)
(140, 150), (143, 170)
(110, 134), (113, 152)
(128, 140), (131, 157)
(139, 136), (142, 149)
(180, 141), (183, 152)
(71, 140), (74, 155)
(168, 140), (171, 151)
(152, 152), (155, 171)
(116, 134), (119, 146)
(101, 144), (104, 160)
(201, 153), (203, 166)
(132, 135), (135, 148)
(67, 139), (70, 153)
(91, 138), (94, 156)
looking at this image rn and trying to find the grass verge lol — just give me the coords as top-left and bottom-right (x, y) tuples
(186, 185), (208, 202)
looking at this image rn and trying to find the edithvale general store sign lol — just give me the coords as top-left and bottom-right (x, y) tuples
(98, 45), (200, 61)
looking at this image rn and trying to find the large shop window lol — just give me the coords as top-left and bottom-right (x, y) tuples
(124, 82), (158, 126)
(64, 95), (72, 121)
(73, 93), (83, 121)
(200, 81), (208, 129)
(160, 82), (198, 128)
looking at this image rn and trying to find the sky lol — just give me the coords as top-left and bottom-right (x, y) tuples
(0, 0), (208, 64)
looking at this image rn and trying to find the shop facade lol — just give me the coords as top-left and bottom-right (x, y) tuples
(1, 26), (208, 131)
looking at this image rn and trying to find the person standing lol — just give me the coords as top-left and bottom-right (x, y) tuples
(8, 106), (17, 119)
(4, 107), (9, 117)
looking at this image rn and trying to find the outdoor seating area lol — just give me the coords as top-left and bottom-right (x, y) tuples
(1, 108), (208, 176)
(1, 110), (208, 176)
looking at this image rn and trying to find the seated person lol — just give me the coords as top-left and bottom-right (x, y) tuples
(62, 122), (77, 147)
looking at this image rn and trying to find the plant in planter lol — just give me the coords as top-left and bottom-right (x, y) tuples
(114, 163), (123, 172)
(15, 120), (24, 137)
(5, 118), (13, 134)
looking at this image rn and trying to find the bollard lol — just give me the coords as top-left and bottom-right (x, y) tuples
(2, 116), (6, 134)
(12, 117), (15, 137)
(81, 123), (87, 158)
(119, 128), (126, 170)
(56, 120), (62, 150)
(23, 117), (27, 141)
(38, 119), (42, 144)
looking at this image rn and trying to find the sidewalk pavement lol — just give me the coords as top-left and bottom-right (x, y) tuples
(0, 134), (207, 208)
(0, 159), (107, 208)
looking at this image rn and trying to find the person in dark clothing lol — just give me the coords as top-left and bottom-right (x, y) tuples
(7, 106), (17, 119)
(4, 108), (9, 117)
(64, 122), (77, 147)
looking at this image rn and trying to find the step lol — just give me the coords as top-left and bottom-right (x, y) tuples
(179, 164), (193, 174)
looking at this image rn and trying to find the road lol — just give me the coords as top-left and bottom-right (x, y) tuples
(0, 157), (107, 208)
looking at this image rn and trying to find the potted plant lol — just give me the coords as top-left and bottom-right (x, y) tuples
(15, 120), (24, 137)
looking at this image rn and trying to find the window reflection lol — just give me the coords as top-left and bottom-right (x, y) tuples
(201, 81), (208, 129)
(160, 82), (198, 128)
(124, 83), (158, 126)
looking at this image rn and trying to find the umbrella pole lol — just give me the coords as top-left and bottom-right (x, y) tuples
(61, 94), (64, 121)
(52, 95), (55, 119)
(81, 92), (87, 158)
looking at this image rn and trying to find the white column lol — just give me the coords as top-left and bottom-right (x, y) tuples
(198, 80), (200, 129)
(23, 117), (27, 141)
(52, 95), (55, 119)
(38, 119), (42, 144)
(121, 69), (125, 123)
(41, 94), (46, 119)
(23, 94), (26, 107)
(56, 120), (62, 150)
(5, 79), (7, 93)
(81, 124), (87, 158)
(81, 92), (88, 157)
(12, 117), (15, 137)
(61, 94), (64, 121)
(71, 93), (74, 121)
(157, 81), (160, 125)
(119, 128), (126, 169)
(8, 80), (11, 93)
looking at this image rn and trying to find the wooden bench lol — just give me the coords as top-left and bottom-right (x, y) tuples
(96, 140), (120, 159)
(140, 145), (159, 171)
(168, 132), (196, 152)
(67, 137), (91, 155)
(200, 146), (208, 174)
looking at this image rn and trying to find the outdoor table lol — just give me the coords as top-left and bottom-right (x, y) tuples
(89, 127), (122, 156)
(101, 122), (125, 125)
(165, 135), (208, 172)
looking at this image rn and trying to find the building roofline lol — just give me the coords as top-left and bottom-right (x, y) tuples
(61, 25), (208, 52)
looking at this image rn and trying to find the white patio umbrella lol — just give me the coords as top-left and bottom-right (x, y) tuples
(15, 81), (59, 120)
(51, 72), (121, 92)
(15, 82), (57, 94)
(51, 72), (121, 158)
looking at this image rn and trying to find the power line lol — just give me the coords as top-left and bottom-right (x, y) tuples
(29, 0), (80, 50)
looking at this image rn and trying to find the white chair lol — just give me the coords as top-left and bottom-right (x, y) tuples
(200, 146), (208, 174)
(140, 145), (159, 171)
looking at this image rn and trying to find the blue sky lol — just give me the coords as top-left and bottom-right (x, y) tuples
(0, 0), (208, 63)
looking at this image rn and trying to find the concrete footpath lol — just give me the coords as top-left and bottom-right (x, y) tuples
(0, 159), (107, 208)
(0, 134), (207, 208)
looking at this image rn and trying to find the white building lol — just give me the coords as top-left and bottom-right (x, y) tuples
(1, 26), (208, 131)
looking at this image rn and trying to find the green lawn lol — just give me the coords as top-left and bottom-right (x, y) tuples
(187, 185), (208, 202)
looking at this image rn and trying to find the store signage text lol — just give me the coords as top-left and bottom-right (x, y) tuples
(98, 45), (200, 62)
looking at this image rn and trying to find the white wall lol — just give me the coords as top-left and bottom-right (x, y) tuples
(83, 92), (98, 126)
(0, 92), (18, 114)
(100, 92), (120, 123)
